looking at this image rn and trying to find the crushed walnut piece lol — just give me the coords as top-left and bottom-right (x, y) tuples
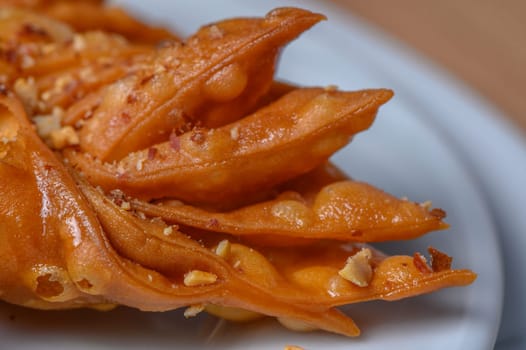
(183, 304), (205, 318)
(120, 201), (131, 211)
(183, 270), (217, 286)
(20, 54), (35, 69)
(208, 24), (224, 39)
(338, 248), (373, 287)
(413, 252), (433, 274)
(135, 157), (145, 171)
(428, 247), (453, 272)
(420, 200), (433, 210)
(33, 113), (61, 140)
(13, 77), (37, 110)
(163, 226), (173, 236)
(214, 239), (231, 258)
(72, 34), (86, 52)
(49, 126), (79, 150)
(190, 129), (206, 144)
(230, 126), (239, 140)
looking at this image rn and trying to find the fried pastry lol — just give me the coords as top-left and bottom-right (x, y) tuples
(0, 3), (476, 338)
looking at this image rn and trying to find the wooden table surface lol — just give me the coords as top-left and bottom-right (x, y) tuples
(339, 0), (526, 135)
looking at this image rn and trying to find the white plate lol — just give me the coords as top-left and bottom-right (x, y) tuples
(3, 0), (518, 349)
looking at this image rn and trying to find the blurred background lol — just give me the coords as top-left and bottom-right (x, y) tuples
(341, 0), (526, 134)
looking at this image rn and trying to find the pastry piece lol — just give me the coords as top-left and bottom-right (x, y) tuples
(0, 0), (176, 44)
(0, 7), (153, 113)
(0, 5), (477, 338)
(69, 8), (325, 161)
(66, 87), (392, 204)
(0, 93), (475, 337)
(131, 162), (447, 242)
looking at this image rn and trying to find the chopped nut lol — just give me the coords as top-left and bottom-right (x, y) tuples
(72, 34), (86, 52)
(208, 25), (224, 39)
(109, 189), (126, 204)
(20, 54), (35, 68)
(40, 90), (52, 101)
(183, 270), (217, 286)
(49, 126), (79, 149)
(232, 260), (241, 269)
(184, 304), (205, 318)
(52, 106), (64, 118)
(429, 208), (446, 219)
(135, 158), (144, 171)
(215, 240), (231, 258)
(120, 201), (131, 211)
(13, 77), (37, 108)
(163, 226), (173, 236)
(230, 126), (239, 140)
(33, 113), (61, 139)
(190, 129), (206, 144)
(55, 75), (73, 91)
(420, 200), (433, 210)
(338, 248), (373, 287)
(428, 247), (453, 272)
(147, 274), (153, 282)
(413, 252), (433, 274)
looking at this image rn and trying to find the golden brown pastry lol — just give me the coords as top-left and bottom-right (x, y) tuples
(0, 3), (476, 338)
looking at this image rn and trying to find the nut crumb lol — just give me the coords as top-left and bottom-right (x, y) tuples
(183, 270), (217, 286)
(20, 54), (35, 68)
(135, 158), (144, 171)
(230, 126), (239, 140)
(420, 200), (433, 210)
(33, 113), (61, 139)
(13, 77), (37, 108)
(428, 246), (452, 272)
(120, 201), (131, 211)
(190, 129), (206, 144)
(72, 34), (86, 52)
(215, 240), (231, 258)
(413, 252), (433, 274)
(163, 226), (173, 236)
(338, 248), (373, 287)
(49, 126), (79, 149)
(184, 304), (205, 318)
(208, 25), (224, 39)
